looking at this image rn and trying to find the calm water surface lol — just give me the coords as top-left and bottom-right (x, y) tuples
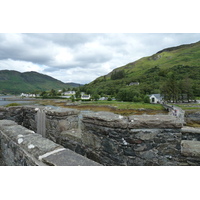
(0, 95), (35, 106)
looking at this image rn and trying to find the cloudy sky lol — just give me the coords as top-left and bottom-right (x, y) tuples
(0, 33), (200, 84)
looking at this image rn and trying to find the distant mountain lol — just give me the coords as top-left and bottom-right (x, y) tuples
(83, 40), (200, 96)
(0, 70), (76, 94)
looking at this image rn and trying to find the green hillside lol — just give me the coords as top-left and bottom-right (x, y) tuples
(0, 70), (73, 94)
(81, 41), (200, 98)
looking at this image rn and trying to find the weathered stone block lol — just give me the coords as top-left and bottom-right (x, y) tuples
(81, 131), (102, 149)
(123, 147), (136, 156)
(128, 115), (183, 129)
(41, 149), (101, 166)
(181, 140), (200, 157)
(82, 112), (128, 128)
(101, 138), (119, 154)
(45, 108), (80, 117)
(181, 126), (200, 134)
(20, 134), (63, 159)
(0, 120), (17, 127)
(132, 129), (159, 140)
(138, 149), (158, 160)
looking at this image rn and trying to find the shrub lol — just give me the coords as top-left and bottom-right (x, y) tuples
(143, 95), (150, 103)
(5, 103), (21, 107)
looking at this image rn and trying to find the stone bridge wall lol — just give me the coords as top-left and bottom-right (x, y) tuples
(1, 106), (200, 166)
(0, 119), (100, 166)
(76, 113), (182, 165)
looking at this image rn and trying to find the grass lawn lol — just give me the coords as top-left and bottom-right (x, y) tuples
(170, 103), (200, 110)
(81, 101), (164, 110)
(35, 99), (168, 115)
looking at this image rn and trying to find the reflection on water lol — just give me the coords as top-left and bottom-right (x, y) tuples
(0, 95), (35, 106)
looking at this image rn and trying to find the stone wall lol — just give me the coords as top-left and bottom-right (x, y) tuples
(0, 106), (37, 131)
(0, 120), (100, 166)
(44, 109), (186, 166)
(184, 110), (200, 126)
(45, 107), (80, 143)
(180, 126), (200, 165)
(77, 112), (184, 165)
(1, 105), (200, 166)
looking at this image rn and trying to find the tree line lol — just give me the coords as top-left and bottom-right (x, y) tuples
(160, 72), (195, 103)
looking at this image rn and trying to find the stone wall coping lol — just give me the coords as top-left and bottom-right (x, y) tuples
(42, 148), (102, 166)
(82, 111), (128, 128)
(82, 111), (127, 122)
(82, 112), (183, 129)
(181, 126), (200, 134)
(0, 120), (17, 127)
(45, 107), (80, 116)
(0, 120), (100, 166)
(128, 115), (183, 129)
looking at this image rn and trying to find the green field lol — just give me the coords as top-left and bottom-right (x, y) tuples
(171, 103), (200, 110)
(81, 101), (164, 110)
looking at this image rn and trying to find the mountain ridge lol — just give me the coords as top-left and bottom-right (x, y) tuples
(0, 70), (79, 94)
(82, 40), (200, 97)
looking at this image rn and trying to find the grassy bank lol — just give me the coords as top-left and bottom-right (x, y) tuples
(171, 103), (200, 110)
(81, 101), (164, 110)
(37, 99), (166, 115)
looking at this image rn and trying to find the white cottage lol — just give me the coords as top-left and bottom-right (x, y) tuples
(81, 94), (91, 100)
(63, 91), (76, 95)
(149, 94), (164, 104)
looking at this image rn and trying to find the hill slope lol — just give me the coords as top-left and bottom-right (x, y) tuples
(0, 70), (74, 94)
(82, 40), (200, 97)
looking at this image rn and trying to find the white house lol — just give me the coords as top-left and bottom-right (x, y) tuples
(99, 97), (108, 101)
(81, 94), (91, 100)
(20, 93), (36, 98)
(63, 91), (76, 95)
(149, 94), (164, 104)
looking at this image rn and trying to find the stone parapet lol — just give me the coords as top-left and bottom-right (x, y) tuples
(3, 106), (200, 166)
(0, 120), (101, 166)
(76, 112), (183, 165)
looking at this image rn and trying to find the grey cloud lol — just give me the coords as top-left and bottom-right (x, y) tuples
(25, 33), (99, 48)
(0, 34), (53, 65)
(43, 67), (59, 72)
(0, 33), (111, 67)
(75, 52), (113, 65)
(0, 33), (200, 84)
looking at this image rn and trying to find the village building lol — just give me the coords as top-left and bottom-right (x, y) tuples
(20, 93), (37, 98)
(63, 91), (76, 95)
(149, 94), (164, 104)
(99, 97), (108, 101)
(81, 94), (91, 100)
